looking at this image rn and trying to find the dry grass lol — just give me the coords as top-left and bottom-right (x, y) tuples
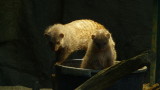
(0, 86), (31, 90)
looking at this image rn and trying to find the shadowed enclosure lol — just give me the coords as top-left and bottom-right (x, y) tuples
(0, 0), (153, 88)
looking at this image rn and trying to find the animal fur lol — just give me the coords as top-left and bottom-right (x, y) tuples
(44, 19), (107, 64)
(81, 29), (116, 70)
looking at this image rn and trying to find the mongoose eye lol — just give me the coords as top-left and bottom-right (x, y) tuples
(56, 41), (60, 44)
(44, 34), (50, 40)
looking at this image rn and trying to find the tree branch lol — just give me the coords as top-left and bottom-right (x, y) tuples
(75, 51), (152, 90)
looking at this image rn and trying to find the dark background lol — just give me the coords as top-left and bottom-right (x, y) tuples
(0, 0), (153, 88)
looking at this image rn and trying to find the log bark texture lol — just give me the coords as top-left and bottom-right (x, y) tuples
(75, 51), (152, 90)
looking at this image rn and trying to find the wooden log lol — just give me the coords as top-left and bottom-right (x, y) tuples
(156, 0), (160, 83)
(0, 86), (52, 90)
(75, 51), (153, 90)
(150, 0), (158, 85)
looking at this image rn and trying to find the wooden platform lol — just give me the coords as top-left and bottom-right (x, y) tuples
(0, 86), (52, 90)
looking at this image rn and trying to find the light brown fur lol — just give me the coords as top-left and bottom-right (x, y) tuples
(81, 29), (116, 70)
(45, 19), (107, 64)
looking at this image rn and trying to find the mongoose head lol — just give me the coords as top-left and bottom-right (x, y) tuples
(91, 29), (110, 51)
(44, 24), (64, 51)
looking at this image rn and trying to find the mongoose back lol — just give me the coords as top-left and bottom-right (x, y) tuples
(45, 19), (107, 64)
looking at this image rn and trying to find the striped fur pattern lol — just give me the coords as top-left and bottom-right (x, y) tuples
(45, 19), (114, 64)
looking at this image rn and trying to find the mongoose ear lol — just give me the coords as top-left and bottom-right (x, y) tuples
(92, 35), (95, 39)
(59, 33), (64, 38)
(44, 33), (48, 37)
(106, 34), (110, 39)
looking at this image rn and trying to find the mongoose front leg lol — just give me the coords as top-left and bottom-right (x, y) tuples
(55, 49), (72, 64)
